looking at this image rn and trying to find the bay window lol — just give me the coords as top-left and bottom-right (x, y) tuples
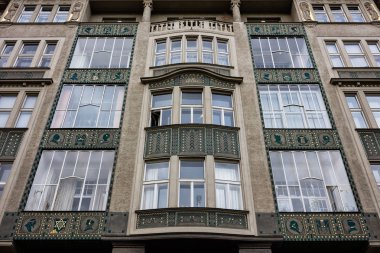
(215, 162), (242, 210)
(181, 91), (203, 124)
(212, 93), (234, 126)
(179, 160), (205, 207)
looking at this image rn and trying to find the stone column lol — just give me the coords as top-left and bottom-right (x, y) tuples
(231, 0), (241, 22)
(142, 0), (153, 22)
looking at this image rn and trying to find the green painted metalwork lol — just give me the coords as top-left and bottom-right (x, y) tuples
(247, 23), (305, 36)
(279, 213), (368, 241)
(63, 69), (130, 84)
(41, 129), (120, 149)
(78, 23), (137, 36)
(136, 208), (248, 229)
(254, 69), (319, 83)
(357, 129), (380, 160)
(0, 129), (27, 159)
(264, 129), (341, 150)
(14, 212), (105, 240)
(144, 124), (240, 159)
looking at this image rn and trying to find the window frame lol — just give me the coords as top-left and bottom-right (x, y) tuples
(212, 91), (235, 127)
(325, 41), (345, 67)
(35, 5), (53, 23)
(312, 5), (330, 22)
(0, 163), (12, 199)
(180, 90), (204, 124)
(17, 5), (36, 23)
(150, 92), (173, 127)
(53, 5), (71, 23)
(343, 41), (369, 67)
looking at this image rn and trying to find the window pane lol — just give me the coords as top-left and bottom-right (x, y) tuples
(180, 161), (204, 179)
(0, 95), (16, 108)
(182, 92), (202, 105)
(145, 162), (169, 181)
(212, 93), (232, 108)
(152, 94), (172, 108)
(179, 183), (191, 207)
(215, 163), (239, 181)
(181, 108), (191, 123)
(157, 184), (168, 208)
(193, 183), (205, 207)
(15, 112), (31, 127)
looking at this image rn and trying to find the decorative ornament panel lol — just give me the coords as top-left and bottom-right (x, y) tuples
(0, 129), (26, 159)
(63, 69), (130, 84)
(279, 213), (368, 241)
(247, 23), (305, 36)
(78, 24), (137, 36)
(357, 130), (380, 160)
(255, 69), (319, 83)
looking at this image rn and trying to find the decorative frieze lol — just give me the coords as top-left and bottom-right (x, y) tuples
(337, 70), (380, 79)
(254, 69), (319, 83)
(78, 23), (137, 36)
(150, 20), (234, 34)
(41, 129), (120, 149)
(63, 69), (130, 84)
(357, 130), (380, 160)
(264, 129), (341, 150)
(14, 212), (105, 240)
(279, 213), (368, 241)
(0, 129), (26, 159)
(145, 125), (240, 159)
(136, 208), (248, 229)
(247, 23), (305, 36)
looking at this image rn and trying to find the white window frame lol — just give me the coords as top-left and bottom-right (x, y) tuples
(35, 5), (53, 23)
(170, 38), (182, 64)
(325, 41), (345, 67)
(38, 42), (57, 67)
(150, 93), (173, 126)
(14, 42), (39, 68)
(330, 5), (348, 22)
(17, 5), (36, 23)
(202, 37), (214, 64)
(347, 5), (365, 22)
(343, 41), (369, 67)
(216, 40), (229, 65)
(180, 91), (204, 124)
(312, 5), (330, 22)
(15, 94), (38, 128)
(0, 42), (16, 67)
(367, 41), (380, 67)
(154, 40), (167, 66)
(53, 5), (70, 23)
(212, 92), (235, 127)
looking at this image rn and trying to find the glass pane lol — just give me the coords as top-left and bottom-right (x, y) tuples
(202, 40), (212, 50)
(182, 92), (202, 105)
(180, 161), (204, 179)
(230, 185), (242, 209)
(156, 41), (166, 53)
(186, 52), (197, 62)
(187, 39), (197, 49)
(215, 163), (239, 181)
(98, 151), (114, 184)
(152, 94), (172, 108)
(193, 183), (205, 207)
(75, 105), (99, 127)
(142, 185), (155, 209)
(0, 164), (12, 182)
(213, 109), (222, 125)
(181, 108), (191, 124)
(217, 41), (228, 53)
(60, 151), (77, 178)
(157, 184), (168, 208)
(171, 40), (181, 51)
(351, 112), (368, 128)
(15, 112), (31, 127)
(15, 58), (33, 67)
(193, 109), (203, 123)
(269, 152), (286, 185)
(216, 184), (227, 208)
(161, 109), (171, 125)
(350, 56), (368, 67)
(145, 162), (169, 181)
(212, 93), (232, 108)
(0, 95), (16, 108)
(179, 183), (191, 207)
(203, 52), (213, 64)
(224, 111), (234, 126)
(366, 96), (380, 109)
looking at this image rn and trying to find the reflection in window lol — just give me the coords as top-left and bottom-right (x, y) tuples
(155, 40), (167, 66)
(312, 5), (329, 22)
(14, 43), (39, 67)
(141, 162), (169, 209)
(25, 150), (114, 211)
(368, 42), (380, 67)
(54, 6), (70, 22)
(215, 162), (242, 210)
(51, 85), (124, 128)
(39, 42), (57, 67)
(366, 95), (380, 127)
(0, 163), (12, 199)
(181, 92), (203, 124)
(70, 37), (133, 68)
(179, 160), (205, 207)
(212, 93), (234, 126)
(35, 6), (53, 23)
(151, 93), (172, 126)
(269, 150), (358, 212)
(347, 6), (365, 22)
(330, 6), (347, 22)
(0, 42), (15, 67)
(0, 94), (17, 127)
(170, 39), (182, 64)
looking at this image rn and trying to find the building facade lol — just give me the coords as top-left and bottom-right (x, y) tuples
(0, 0), (380, 252)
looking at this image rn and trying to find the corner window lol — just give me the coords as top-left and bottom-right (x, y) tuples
(25, 150), (114, 211)
(0, 163), (12, 199)
(270, 150), (358, 212)
(51, 85), (124, 128)
(181, 91), (203, 124)
(179, 160), (205, 207)
(215, 162), (242, 210)
(151, 93), (172, 127)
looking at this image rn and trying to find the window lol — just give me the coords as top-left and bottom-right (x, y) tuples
(343, 42), (368, 67)
(345, 94), (368, 128)
(153, 36), (230, 66)
(325, 42), (344, 67)
(366, 95), (380, 127)
(330, 5), (347, 22)
(141, 162), (169, 209)
(0, 93), (38, 128)
(212, 93), (234, 126)
(0, 42), (15, 67)
(53, 6), (70, 22)
(14, 42), (38, 67)
(251, 37), (312, 68)
(368, 42), (380, 67)
(215, 162), (242, 210)
(39, 42), (57, 67)
(259, 84), (331, 128)
(181, 91), (203, 124)
(70, 37), (133, 68)
(151, 93), (172, 126)
(51, 85), (124, 128)
(17, 6), (36, 23)
(35, 6), (53, 23)
(179, 160), (205, 207)
(347, 5), (365, 22)
(0, 163), (12, 199)
(25, 150), (114, 211)
(371, 164), (380, 191)
(312, 5), (329, 22)
(270, 150), (358, 212)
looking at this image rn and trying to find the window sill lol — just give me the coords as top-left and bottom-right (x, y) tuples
(0, 68), (52, 85)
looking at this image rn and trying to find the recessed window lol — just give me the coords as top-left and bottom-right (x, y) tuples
(181, 91), (203, 124)
(0, 42), (15, 67)
(14, 42), (39, 67)
(215, 162), (242, 210)
(35, 6), (53, 23)
(155, 40), (167, 66)
(186, 38), (198, 63)
(54, 6), (70, 23)
(212, 93), (234, 126)
(0, 163), (12, 199)
(330, 5), (348, 22)
(366, 95), (380, 127)
(17, 6), (36, 23)
(0, 94), (17, 127)
(343, 42), (368, 67)
(15, 94), (38, 128)
(25, 150), (115, 211)
(202, 38), (214, 64)
(345, 94), (368, 128)
(39, 42), (57, 67)
(0, 93), (38, 128)
(368, 42), (380, 67)
(312, 5), (329, 22)
(151, 93), (172, 127)
(347, 5), (365, 22)
(179, 160), (205, 207)
(170, 39), (182, 64)
(325, 42), (344, 67)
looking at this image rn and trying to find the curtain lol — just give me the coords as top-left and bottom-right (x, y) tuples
(53, 177), (81, 210)
(216, 184), (226, 209)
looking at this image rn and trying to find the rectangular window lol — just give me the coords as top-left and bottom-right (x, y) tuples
(141, 162), (169, 209)
(343, 42), (369, 67)
(14, 42), (39, 67)
(0, 94), (17, 127)
(330, 5), (348, 22)
(366, 95), (380, 127)
(269, 150), (358, 212)
(347, 5), (365, 22)
(326, 42), (344, 67)
(258, 84), (331, 128)
(35, 6), (53, 23)
(0, 163), (12, 199)
(17, 6), (36, 23)
(371, 164), (380, 191)
(345, 94), (368, 128)
(25, 150), (114, 211)
(212, 93), (234, 126)
(155, 40), (167, 66)
(70, 37), (133, 68)
(215, 162), (242, 210)
(217, 40), (229, 65)
(313, 5), (330, 22)
(179, 160), (205, 207)
(186, 38), (198, 63)
(251, 37), (312, 68)
(151, 93), (172, 126)
(0, 42), (15, 67)
(170, 39), (182, 64)
(39, 42), (57, 67)
(15, 94), (38, 128)
(202, 38), (214, 64)
(181, 91), (203, 124)
(53, 6), (70, 23)
(51, 85), (124, 128)
(368, 42), (380, 67)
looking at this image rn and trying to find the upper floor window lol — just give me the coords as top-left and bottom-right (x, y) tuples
(25, 150), (114, 211)
(14, 42), (38, 67)
(270, 150), (358, 212)
(51, 85), (124, 128)
(325, 42), (344, 67)
(39, 42), (57, 67)
(0, 163), (12, 199)
(35, 6), (53, 23)
(150, 93), (172, 127)
(215, 162), (242, 210)
(70, 37), (133, 69)
(17, 6), (36, 23)
(330, 5), (348, 22)
(179, 160), (205, 207)
(312, 4), (366, 23)
(53, 6), (70, 23)
(258, 84), (331, 129)
(345, 93), (380, 128)
(312, 5), (329, 22)
(344, 42), (369, 67)
(0, 92), (38, 128)
(153, 35), (231, 66)
(368, 42), (380, 67)
(251, 37), (312, 68)
(17, 5), (71, 23)
(371, 164), (380, 191)
(212, 93), (234, 127)
(347, 5), (365, 22)
(181, 91), (203, 124)
(0, 42), (15, 67)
